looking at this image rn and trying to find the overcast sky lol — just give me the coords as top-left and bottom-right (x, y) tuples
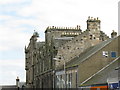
(0, 0), (119, 85)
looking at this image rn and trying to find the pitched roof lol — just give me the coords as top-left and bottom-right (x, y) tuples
(80, 56), (120, 86)
(66, 37), (115, 68)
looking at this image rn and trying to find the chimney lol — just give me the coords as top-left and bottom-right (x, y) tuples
(16, 76), (20, 87)
(111, 30), (117, 38)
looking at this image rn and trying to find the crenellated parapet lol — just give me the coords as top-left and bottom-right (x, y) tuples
(87, 16), (101, 22)
(87, 16), (101, 31)
(45, 25), (82, 33)
(47, 25), (81, 30)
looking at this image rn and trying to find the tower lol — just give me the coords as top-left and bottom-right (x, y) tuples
(87, 16), (101, 31)
(86, 16), (101, 40)
(32, 30), (39, 42)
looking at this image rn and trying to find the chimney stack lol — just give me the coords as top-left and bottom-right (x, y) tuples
(111, 30), (117, 38)
(16, 76), (20, 87)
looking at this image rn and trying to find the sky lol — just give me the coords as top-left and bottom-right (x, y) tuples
(0, 0), (119, 85)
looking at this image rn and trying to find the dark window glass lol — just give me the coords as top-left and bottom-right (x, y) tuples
(111, 52), (117, 58)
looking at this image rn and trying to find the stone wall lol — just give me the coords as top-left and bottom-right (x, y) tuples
(55, 30), (103, 67)
(45, 26), (82, 47)
(25, 17), (113, 88)
(55, 17), (109, 68)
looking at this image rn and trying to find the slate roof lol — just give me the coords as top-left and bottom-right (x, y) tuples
(66, 37), (115, 68)
(80, 56), (120, 86)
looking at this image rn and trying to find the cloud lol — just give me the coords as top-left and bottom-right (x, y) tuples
(0, 15), (12, 21)
(0, 59), (25, 85)
(15, 0), (118, 32)
(0, 13), (45, 51)
(0, 25), (31, 51)
(0, 59), (25, 67)
(0, 70), (25, 85)
(0, 0), (119, 85)
(0, 0), (29, 5)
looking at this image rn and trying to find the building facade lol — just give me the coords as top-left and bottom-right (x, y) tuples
(25, 16), (118, 88)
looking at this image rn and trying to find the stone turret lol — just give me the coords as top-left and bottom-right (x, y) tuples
(86, 16), (102, 41)
(29, 31), (39, 49)
(87, 16), (101, 31)
(32, 30), (39, 41)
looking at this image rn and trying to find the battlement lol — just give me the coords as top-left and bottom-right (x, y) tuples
(46, 25), (81, 30)
(87, 16), (100, 22)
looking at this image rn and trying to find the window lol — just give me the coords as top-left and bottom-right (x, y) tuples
(111, 52), (117, 58)
(63, 47), (65, 49)
(67, 46), (70, 49)
(59, 57), (61, 59)
(62, 32), (64, 35)
(84, 36), (87, 39)
(53, 46), (55, 49)
(67, 33), (69, 35)
(81, 39), (83, 44)
(66, 73), (72, 88)
(76, 40), (78, 42)
(102, 51), (108, 57)
(90, 35), (92, 40)
(76, 33), (79, 35)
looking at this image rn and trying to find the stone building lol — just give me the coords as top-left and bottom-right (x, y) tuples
(25, 16), (119, 88)
(56, 35), (119, 88)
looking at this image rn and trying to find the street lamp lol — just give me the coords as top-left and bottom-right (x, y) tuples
(53, 57), (66, 88)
